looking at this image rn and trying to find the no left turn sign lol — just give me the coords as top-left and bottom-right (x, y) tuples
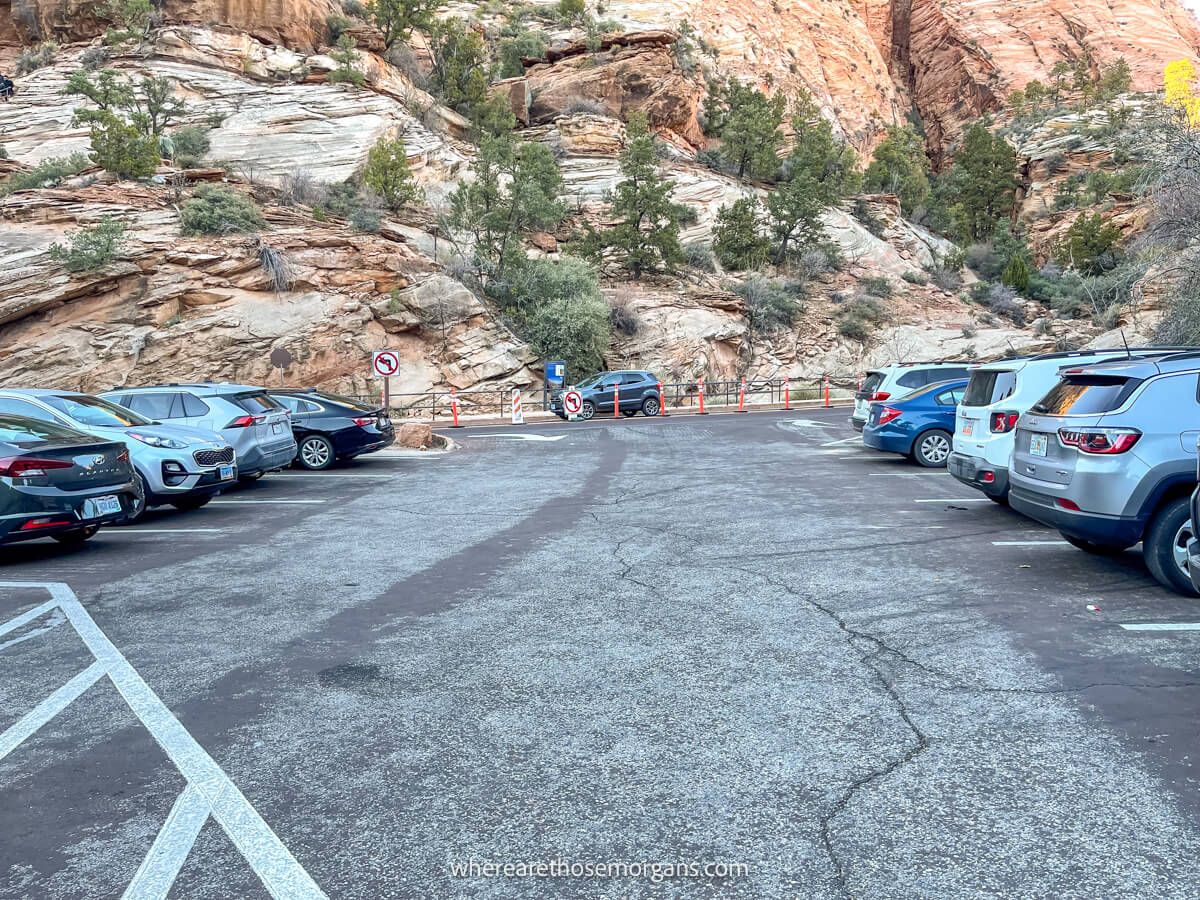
(372, 350), (400, 379)
(563, 388), (583, 419)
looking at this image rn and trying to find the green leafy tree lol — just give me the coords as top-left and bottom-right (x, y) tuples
(367, 0), (444, 50)
(511, 257), (611, 377)
(943, 122), (1019, 242)
(428, 18), (490, 115)
(580, 113), (685, 278)
(67, 70), (185, 137)
(497, 28), (547, 79)
(48, 217), (127, 272)
(86, 112), (160, 178)
(707, 77), (785, 179)
(1055, 212), (1122, 276)
(100, 0), (152, 41)
(713, 196), (771, 270)
(766, 91), (859, 263)
(329, 34), (366, 87)
(863, 124), (930, 216)
(450, 134), (566, 288)
(363, 135), (423, 209)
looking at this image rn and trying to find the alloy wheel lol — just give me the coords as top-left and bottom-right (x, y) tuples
(300, 437), (333, 469)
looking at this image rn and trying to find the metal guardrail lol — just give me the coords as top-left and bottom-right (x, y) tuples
(352, 379), (856, 422)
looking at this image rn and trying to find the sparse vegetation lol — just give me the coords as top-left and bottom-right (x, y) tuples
(362, 135), (423, 209)
(367, 0), (445, 50)
(0, 154), (91, 196)
(169, 125), (211, 168)
(863, 125), (931, 217)
(256, 237), (296, 293)
(328, 34), (366, 87)
(15, 42), (56, 75)
(48, 217), (127, 272)
(179, 184), (265, 235)
(713, 196), (771, 271)
(734, 274), (804, 333)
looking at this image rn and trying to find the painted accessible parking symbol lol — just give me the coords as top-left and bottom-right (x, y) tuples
(372, 350), (400, 378)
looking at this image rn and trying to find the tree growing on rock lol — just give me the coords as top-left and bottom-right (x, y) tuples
(863, 124), (930, 217)
(428, 19), (490, 116)
(705, 77), (786, 180)
(363, 135), (423, 209)
(367, 0), (444, 51)
(1055, 213), (1122, 276)
(48, 217), (128, 272)
(511, 257), (612, 377)
(942, 121), (1019, 243)
(713, 196), (771, 271)
(579, 113), (686, 279)
(329, 34), (366, 87)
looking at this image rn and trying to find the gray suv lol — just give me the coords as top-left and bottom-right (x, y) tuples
(102, 384), (296, 481)
(1009, 353), (1200, 595)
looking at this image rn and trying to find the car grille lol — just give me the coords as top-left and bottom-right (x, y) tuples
(193, 447), (235, 467)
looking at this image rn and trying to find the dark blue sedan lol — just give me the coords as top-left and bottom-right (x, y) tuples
(862, 379), (968, 467)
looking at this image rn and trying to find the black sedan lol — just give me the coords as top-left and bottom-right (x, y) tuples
(0, 414), (140, 546)
(269, 390), (395, 470)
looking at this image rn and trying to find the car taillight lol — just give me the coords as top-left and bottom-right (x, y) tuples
(1058, 427), (1141, 454)
(117, 448), (129, 463)
(19, 517), (75, 530)
(989, 411), (1019, 433)
(352, 417), (372, 427)
(0, 457), (74, 477)
(1056, 497), (1081, 511)
(226, 415), (265, 428)
(869, 392), (891, 402)
(878, 407), (903, 426)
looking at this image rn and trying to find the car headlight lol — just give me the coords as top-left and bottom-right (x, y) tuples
(128, 432), (190, 450)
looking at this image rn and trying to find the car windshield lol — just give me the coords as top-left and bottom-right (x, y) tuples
(962, 370), (1017, 407)
(0, 414), (89, 444)
(576, 374), (604, 390)
(45, 394), (152, 427)
(1031, 375), (1142, 415)
(234, 392), (284, 414)
(861, 372), (884, 394)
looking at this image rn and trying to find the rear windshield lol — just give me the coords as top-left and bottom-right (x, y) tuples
(0, 414), (89, 444)
(234, 392), (284, 414)
(1031, 376), (1142, 415)
(314, 391), (374, 411)
(962, 370), (1017, 407)
(45, 394), (152, 428)
(861, 372), (884, 394)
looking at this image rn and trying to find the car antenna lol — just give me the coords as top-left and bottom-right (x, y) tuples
(1120, 329), (1132, 359)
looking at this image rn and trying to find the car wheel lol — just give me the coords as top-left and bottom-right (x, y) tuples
(1063, 535), (1129, 556)
(170, 494), (213, 511)
(913, 429), (952, 468)
(642, 396), (661, 417)
(297, 435), (336, 470)
(1143, 497), (1199, 596)
(52, 524), (100, 545)
(120, 472), (149, 525)
(580, 400), (595, 421)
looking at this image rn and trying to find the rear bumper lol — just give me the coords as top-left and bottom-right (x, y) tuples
(849, 415), (866, 432)
(948, 452), (1010, 498)
(332, 428), (395, 458)
(0, 479), (140, 544)
(1010, 486), (1145, 548)
(238, 440), (298, 475)
(862, 426), (910, 455)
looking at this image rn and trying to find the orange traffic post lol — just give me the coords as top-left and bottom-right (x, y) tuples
(784, 377), (791, 411)
(697, 377), (708, 415)
(737, 378), (747, 413)
(613, 383), (621, 419)
(450, 388), (462, 428)
(657, 381), (668, 417)
(824, 375), (831, 408)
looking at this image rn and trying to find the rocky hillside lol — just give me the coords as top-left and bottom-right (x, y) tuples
(0, 0), (1196, 398)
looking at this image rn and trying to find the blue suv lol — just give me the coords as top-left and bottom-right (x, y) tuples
(550, 371), (662, 420)
(863, 379), (968, 467)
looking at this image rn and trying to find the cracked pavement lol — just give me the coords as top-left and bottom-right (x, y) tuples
(2, 408), (1200, 898)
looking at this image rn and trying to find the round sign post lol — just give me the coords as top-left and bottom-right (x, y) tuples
(563, 387), (583, 422)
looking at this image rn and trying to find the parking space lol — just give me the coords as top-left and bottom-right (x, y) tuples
(3, 411), (1200, 898)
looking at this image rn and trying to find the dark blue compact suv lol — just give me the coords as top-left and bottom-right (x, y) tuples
(863, 379), (968, 467)
(550, 371), (662, 420)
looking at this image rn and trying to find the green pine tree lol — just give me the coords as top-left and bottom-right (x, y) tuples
(713, 196), (771, 270)
(944, 122), (1019, 242)
(363, 135), (423, 209)
(711, 78), (786, 180)
(367, 0), (444, 50)
(862, 125), (930, 216)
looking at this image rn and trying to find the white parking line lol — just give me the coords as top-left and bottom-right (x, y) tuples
(820, 436), (862, 447)
(0, 581), (328, 898)
(992, 540), (1069, 546)
(869, 472), (952, 476)
(209, 499), (326, 505)
(1118, 623), (1200, 631)
(114, 529), (222, 534)
(267, 473), (390, 479)
(914, 498), (992, 504)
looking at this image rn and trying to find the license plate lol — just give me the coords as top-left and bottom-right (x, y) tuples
(219, 464), (234, 481)
(962, 421), (973, 436)
(378, 417), (390, 428)
(83, 495), (122, 519)
(272, 422), (283, 435)
(1030, 433), (1049, 457)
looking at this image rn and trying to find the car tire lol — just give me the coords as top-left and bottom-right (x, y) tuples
(912, 429), (952, 468)
(988, 493), (1009, 506)
(120, 472), (150, 525)
(52, 524), (100, 545)
(1143, 497), (1199, 596)
(580, 400), (595, 421)
(642, 396), (661, 417)
(170, 494), (214, 511)
(297, 435), (336, 470)
(1063, 535), (1129, 556)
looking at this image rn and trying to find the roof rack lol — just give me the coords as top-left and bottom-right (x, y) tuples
(1029, 346), (1196, 362)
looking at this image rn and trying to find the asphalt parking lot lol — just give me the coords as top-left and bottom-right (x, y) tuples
(4, 407), (1200, 899)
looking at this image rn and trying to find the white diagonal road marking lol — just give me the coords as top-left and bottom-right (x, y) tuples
(123, 783), (212, 900)
(0, 660), (107, 761)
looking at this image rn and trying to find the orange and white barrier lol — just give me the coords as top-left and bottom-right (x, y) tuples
(784, 377), (791, 410)
(511, 388), (523, 425)
(737, 378), (747, 413)
(450, 388), (462, 427)
(697, 377), (708, 415)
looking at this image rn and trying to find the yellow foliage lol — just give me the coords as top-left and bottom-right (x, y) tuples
(1164, 59), (1200, 126)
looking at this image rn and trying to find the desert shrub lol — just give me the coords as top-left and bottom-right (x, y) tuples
(349, 197), (383, 232)
(179, 184), (264, 235)
(610, 299), (639, 336)
(1044, 152), (1067, 175)
(15, 42), (56, 75)
(497, 28), (547, 79)
(328, 34), (365, 87)
(86, 113), (160, 178)
(556, 0), (586, 21)
(170, 125), (211, 168)
(861, 275), (893, 298)
(0, 153), (90, 195)
(964, 241), (1003, 280)
(80, 46), (111, 71)
(684, 242), (716, 273)
(837, 295), (887, 342)
(982, 283), (1026, 325)
(342, 0), (367, 16)
(516, 258), (611, 377)
(852, 199), (886, 238)
(563, 96), (607, 117)
(837, 316), (871, 342)
(47, 217), (127, 271)
(280, 169), (327, 207)
(326, 13), (352, 40)
(256, 237), (296, 292)
(734, 274), (804, 333)
(363, 135), (422, 209)
(901, 270), (927, 285)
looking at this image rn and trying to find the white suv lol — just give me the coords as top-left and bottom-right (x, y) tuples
(949, 348), (1187, 502)
(851, 362), (973, 431)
